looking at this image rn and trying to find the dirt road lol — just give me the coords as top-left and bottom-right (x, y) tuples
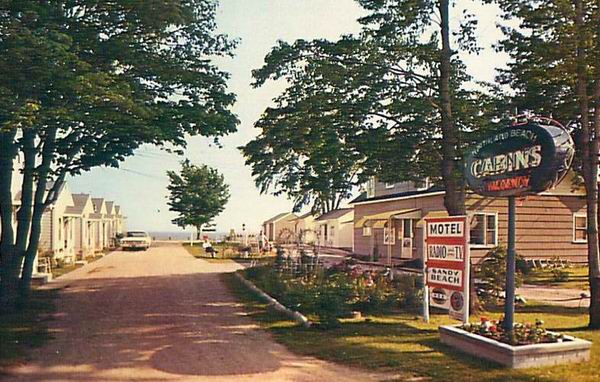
(3, 244), (386, 382)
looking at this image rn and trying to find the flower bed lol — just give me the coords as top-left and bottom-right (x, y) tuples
(461, 317), (563, 346)
(440, 322), (592, 368)
(243, 261), (421, 328)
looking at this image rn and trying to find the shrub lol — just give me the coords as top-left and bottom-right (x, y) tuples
(244, 264), (421, 328)
(352, 272), (421, 313)
(313, 273), (354, 327)
(551, 268), (570, 282)
(393, 274), (422, 309)
(477, 247), (525, 304)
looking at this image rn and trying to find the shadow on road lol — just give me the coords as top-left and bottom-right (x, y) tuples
(4, 273), (284, 381)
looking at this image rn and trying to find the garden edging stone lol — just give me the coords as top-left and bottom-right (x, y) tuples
(440, 324), (592, 368)
(235, 272), (312, 328)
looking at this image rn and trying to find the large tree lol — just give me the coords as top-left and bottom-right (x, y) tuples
(242, 51), (363, 213)
(0, 0), (238, 309)
(244, 1), (503, 314)
(167, 160), (230, 238)
(494, 0), (600, 328)
(244, 0), (501, 216)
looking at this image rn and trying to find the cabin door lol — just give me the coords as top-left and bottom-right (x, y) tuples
(400, 219), (415, 259)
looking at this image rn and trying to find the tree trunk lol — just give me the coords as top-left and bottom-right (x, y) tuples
(0, 130), (19, 311)
(438, 0), (466, 216)
(590, 70), (600, 328)
(15, 130), (35, 253)
(438, 0), (473, 313)
(20, 215), (43, 295)
(575, 0), (600, 328)
(20, 173), (55, 294)
(20, 128), (57, 295)
(11, 130), (36, 301)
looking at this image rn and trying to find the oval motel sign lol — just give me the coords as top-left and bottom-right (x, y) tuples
(465, 121), (574, 197)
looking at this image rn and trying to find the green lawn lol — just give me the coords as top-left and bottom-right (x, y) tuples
(224, 273), (600, 382)
(525, 266), (590, 290)
(183, 243), (271, 261)
(0, 290), (56, 373)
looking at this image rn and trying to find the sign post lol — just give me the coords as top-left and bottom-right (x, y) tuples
(465, 117), (574, 333)
(505, 195), (517, 330)
(424, 216), (470, 323)
(422, 226), (430, 323)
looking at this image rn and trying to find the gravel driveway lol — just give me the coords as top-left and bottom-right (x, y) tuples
(3, 244), (386, 382)
(517, 284), (590, 308)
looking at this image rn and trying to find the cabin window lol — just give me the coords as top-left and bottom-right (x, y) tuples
(366, 178), (376, 198)
(403, 219), (414, 239)
(415, 178), (430, 191)
(385, 182), (395, 189)
(330, 226), (335, 237)
(470, 212), (497, 247)
(573, 213), (587, 243)
(383, 222), (395, 245)
(363, 226), (372, 236)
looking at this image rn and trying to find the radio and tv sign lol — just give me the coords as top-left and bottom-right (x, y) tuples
(425, 216), (470, 322)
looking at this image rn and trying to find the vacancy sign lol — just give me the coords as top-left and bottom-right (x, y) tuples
(425, 216), (470, 322)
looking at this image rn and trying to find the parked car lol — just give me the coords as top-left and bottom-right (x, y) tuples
(120, 231), (152, 251)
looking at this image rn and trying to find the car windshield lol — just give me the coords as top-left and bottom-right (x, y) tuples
(126, 232), (147, 238)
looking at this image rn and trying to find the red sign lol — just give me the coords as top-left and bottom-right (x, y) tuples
(425, 216), (470, 322)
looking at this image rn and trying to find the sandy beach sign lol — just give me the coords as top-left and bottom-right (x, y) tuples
(425, 216), (470, 322)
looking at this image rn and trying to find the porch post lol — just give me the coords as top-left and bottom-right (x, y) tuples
(369, 225), (374, 262)
(387, 218), (392, 266)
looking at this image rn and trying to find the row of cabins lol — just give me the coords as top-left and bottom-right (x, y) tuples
(6, 180), (126, 271)
(263, 173), (589, 264)
(40, 183), (126, 264)
(262, 209), (355, 251)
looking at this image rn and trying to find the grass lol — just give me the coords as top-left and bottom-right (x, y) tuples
(183, 243), (271, 261)
(524, 266), (590, 290)
(224, 273), (600, 382)
(51, 263), (83, 278)
(0, 289), (56, 373)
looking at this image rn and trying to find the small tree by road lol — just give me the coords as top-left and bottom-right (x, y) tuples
(167, 161), (230, 239)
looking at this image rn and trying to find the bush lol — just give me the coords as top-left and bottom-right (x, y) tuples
(477, 247), (525, 304)
(551, 268), (570, 282)
(244, 264), (421, 328)
(352, 272), (422, 313)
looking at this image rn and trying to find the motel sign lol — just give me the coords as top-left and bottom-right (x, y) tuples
(424, 216), (470, 322)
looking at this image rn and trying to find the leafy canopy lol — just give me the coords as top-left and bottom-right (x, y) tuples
(243, 0), (503, 213)
(0, 0), (239, 178)
(167, 160), (230, 230)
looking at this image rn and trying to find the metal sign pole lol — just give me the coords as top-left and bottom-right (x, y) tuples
(463, 218), (471, 324)
(505, 196), (516, 332)
(423, 227), (430, 323)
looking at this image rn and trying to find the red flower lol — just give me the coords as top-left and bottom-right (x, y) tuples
(480, 316), (489, 323)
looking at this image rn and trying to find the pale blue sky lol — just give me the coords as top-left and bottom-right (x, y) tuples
(69, 0), (506, 234)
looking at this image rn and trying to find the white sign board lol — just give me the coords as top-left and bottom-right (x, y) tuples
(424, 216), (470, 323)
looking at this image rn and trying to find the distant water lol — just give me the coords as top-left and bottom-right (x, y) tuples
(148, 231), (226, 241)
